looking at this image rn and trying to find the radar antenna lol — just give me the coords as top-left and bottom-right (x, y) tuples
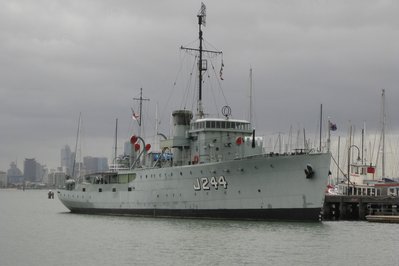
(198, 2), (206, 26)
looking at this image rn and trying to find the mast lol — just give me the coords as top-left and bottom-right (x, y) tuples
(303, 128), (307, 150)
(361, 127), (364, 165)
(72, 112), (81, 178)
(181, 3), (222, 119)
(249, 67), (253, 125)
(133, 88), (150, 137)
(198, 8), (204, 117)
(336, 136), (341, 185)
(114, 118), (118, 166)
(327, 118), (331, 152)
(319, 104), (322, 152)
(381, 89), (386, 178)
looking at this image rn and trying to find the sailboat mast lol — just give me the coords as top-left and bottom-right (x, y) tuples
(319, 104), (323, 152)
(114, 118), (118, 165)
(381, 89), (386, 178)
(249, 67), (253, 125)
(72, 112), (81, 178)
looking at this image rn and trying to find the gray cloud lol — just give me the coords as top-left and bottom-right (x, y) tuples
(1, 0), (398, 171)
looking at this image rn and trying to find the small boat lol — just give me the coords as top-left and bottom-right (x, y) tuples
(366, 215), (399, 223)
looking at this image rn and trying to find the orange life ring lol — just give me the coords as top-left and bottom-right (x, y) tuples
(193, 155), (199, 164)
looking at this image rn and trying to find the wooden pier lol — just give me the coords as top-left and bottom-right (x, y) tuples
(323, 195), (399, 221)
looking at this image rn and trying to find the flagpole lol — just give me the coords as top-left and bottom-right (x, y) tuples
(327, 119), (331, 152)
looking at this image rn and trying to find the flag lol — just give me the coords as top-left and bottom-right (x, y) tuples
(131, 108), (140, 121)
(219, 60), (224, 80)
(329, 121), (337, 131)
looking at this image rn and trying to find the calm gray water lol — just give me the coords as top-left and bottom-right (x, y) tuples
(0, 189), (398, 266)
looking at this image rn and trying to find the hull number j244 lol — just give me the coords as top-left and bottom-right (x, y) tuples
(193, 176), (228, 191)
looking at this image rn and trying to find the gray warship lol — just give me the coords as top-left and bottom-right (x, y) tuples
(58, 4), (331, 221)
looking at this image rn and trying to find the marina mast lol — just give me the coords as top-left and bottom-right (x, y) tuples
(381, 89), (386, 178)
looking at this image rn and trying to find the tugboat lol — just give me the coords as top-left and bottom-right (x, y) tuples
(58, 4), (331, 221)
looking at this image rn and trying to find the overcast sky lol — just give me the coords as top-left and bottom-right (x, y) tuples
(1, 0), (398, 172)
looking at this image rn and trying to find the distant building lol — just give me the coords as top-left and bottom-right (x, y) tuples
(61, 145), (74, 175)
(0, 171), (7, 188)
(24, 158), (44, 182)
(41, 166), (49, 184)
(83, 156), (109, 174)
(7, 162), (23, 184)
(47, 170), (66, 188)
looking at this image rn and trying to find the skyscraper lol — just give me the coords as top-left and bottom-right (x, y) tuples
(23, 158), (43, 182)
(61, 145), (73, 175)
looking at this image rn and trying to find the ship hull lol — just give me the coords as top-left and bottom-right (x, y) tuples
(61, 206), (322, 221)
(58, 152), (330, 222)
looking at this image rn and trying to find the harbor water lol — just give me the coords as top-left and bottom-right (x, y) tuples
(0, 189), (398, 266)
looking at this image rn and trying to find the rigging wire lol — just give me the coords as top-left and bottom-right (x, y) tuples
(181, 55), (197, 110)
(209, 56), (228, 106)
(158, 50), (189, 127)
(205, 67), (220, 118)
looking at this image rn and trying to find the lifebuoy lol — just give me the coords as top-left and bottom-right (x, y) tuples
(193, 155), (199, 164)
